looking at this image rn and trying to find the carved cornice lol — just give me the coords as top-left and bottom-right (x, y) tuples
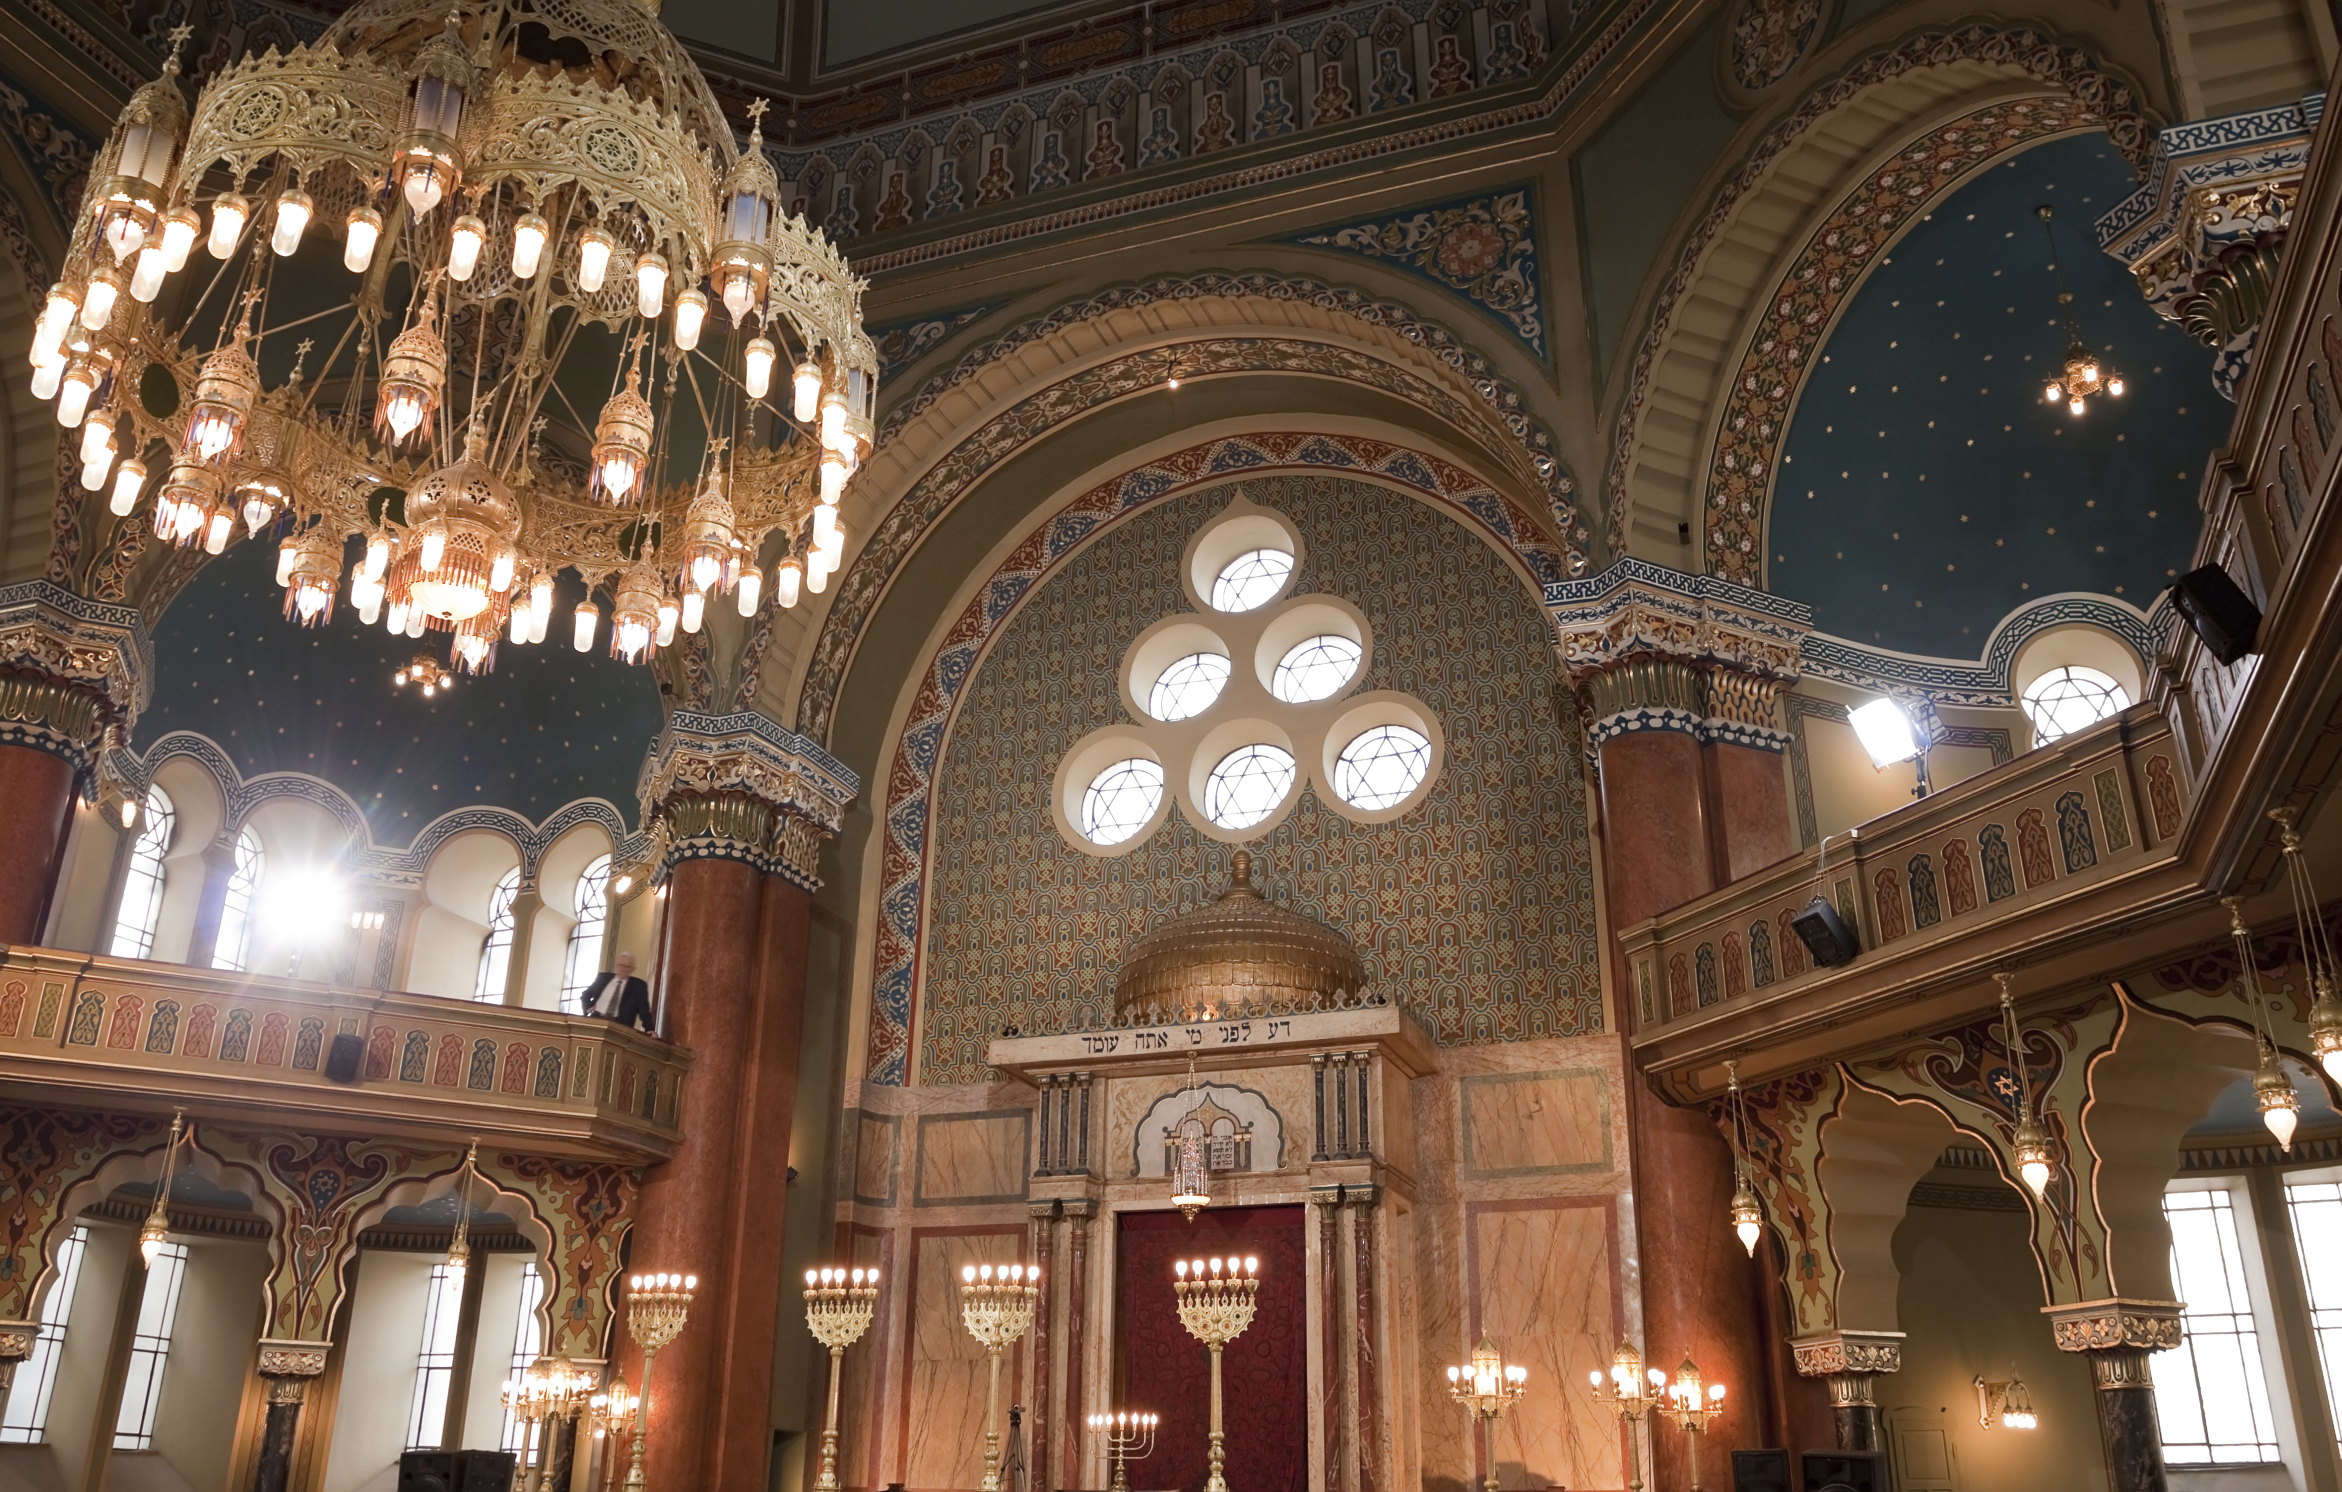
(0, 581), (150, 781)
(1790, 1329), (1905, 1378)
(256, 1337), (331, 1379)
(1548, 560), (1811, 681)
(639, 710), (859, 889)
(2043, 1298), (2184, 1354)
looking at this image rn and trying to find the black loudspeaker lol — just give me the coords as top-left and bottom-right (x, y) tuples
(396, 1452), (453, 1492)
(323, 1031), (366, 1083)
(1791, 896), (1860, 968)
(453, 1451), (517, 1492)
(2170, 563), (2262, 664)
(1800, 1449), (1884, 1492)
(1733, 1448), (1793, 1492)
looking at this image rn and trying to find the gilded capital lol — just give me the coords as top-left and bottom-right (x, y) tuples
(638, 709), (859, 889)
(1546, 561), (1808, 752)
(1790, 1329), (1905, 1378)
(0, 1321), (37, 1362)
(256, 1337), (332, 1381)
(0, 581), (149, 784)
(2043, 1298), (2185, 1355)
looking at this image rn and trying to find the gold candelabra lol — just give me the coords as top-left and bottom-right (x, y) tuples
(1659, 1356), (1727, 1492)
(500, 1360), (595, 1492)
(1088, 1410), (1158, 1492)
(621, 1272), (695, 1492)
(959, 1263), (1041, 1492)
(1173, 1256), (1260, 1492)
(591, 1380), (637, 1492)
(804, 1266), (881, 1492)
(1586, 1339), (1662, 1492)
(1446, 1337), (1527, 1492)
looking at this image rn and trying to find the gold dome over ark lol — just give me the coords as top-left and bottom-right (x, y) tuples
(1114, 851), (1366, 1018)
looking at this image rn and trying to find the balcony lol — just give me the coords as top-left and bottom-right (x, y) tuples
(0, 947), (689, 1162)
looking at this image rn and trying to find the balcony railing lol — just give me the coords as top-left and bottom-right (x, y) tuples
(0, 947), (689, 1162)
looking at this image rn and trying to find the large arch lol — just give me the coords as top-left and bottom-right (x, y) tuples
(1603, 24), (2153, 570)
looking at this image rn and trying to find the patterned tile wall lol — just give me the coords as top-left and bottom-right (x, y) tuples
(916, 475), (1600, 1083)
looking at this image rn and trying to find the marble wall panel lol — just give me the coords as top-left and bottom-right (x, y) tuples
(857, 1112), (901, 1205)
(1467, 1199), (1623, 1491)
(840, 1224), (891, 1491)
(900, 1227), (1025, 1489)
(914, 1111), (1031, 1205)
(1459, 1069), (1612, 1178)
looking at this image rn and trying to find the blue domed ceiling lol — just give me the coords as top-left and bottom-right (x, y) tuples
(137, 538), (665, 842)
(1768, 132), (2234, 654)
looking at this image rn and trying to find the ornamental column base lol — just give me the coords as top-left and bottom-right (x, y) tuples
(2047, 1301), (2183, 1492)
(1791, 1331), (1904, 1454)
(251, 1339), (330, 1492)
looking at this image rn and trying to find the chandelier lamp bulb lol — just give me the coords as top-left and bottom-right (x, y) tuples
(793, 359), (823, 423)
(572, 601), (599, 653)
(672, 286), (707, 350)
(80, 266), (122, 332)
(744, 336), (776, 400)
(206, 193), (247, 259)
(109, 457), (146, 516)
(270, 186), (312, 256)
(344, 205), (382, 272)
(635, 252), (668, 320)
(510, 210), (549, 280)
(160, 206), (200, 271)
(774, 556), (803, 608)
(130, 244), (169, 302)
(577, 225), (615, 292)
(448, 213), (486, 280)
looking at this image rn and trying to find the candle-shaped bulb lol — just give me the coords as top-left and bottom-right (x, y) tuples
(1175, 1259), (1187, 1278)
(1448, 1366), (1461, 1382)
(979, 1264), (993, 1281)
(963, 1265), (977, 1283)
(1246, 1256), (1259, 1275)
(1589, 1370), (1603, 1388)
(684, 1276), (696, 1290)
(1209, 1257), (1223, 1276)
(806, 1269), (819, 1285)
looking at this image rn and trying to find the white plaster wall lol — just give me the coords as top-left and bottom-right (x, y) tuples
(459, 1254), (536, 1451)
(147, 1235), (270, 1488)
(322, 1253), (436, 1492)
(35, 1220), (134, 1492)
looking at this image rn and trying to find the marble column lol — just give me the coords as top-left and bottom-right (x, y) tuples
(1029, 1202), (1057, 1492)
(1311, 1190), (1342, 1492)
(625, 712), (854, 1492)
(1062, 1202), (1093, 1490)
(2048, 1301), (2184, 1492)
(1788, 1332), (1903, 1453)
(1350, 1189), (1380, 1492)
(0, 584), (145, 946)
(251, 1340), (330, 1492)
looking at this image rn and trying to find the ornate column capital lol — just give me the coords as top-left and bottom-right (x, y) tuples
(638, 710), (859, 890)
(0, 1320), (37, 1362)
(256, 1337), (331, 1399)
(1790, 1329), (1905, 1379)
(2097, 97), (2321, 398)
(0, 580), (150, 786)
(2042, 1298), (2185, 1354)
(1545, 561), (1810, 752)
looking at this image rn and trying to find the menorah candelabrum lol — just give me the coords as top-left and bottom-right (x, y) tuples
(500, 1360), (594, 1492)
(1446, 1337), (1527, 1492)
(1658, 1356), (1727, 1492)
(804, 1267), (881, 1492)
(621, 1272), (696, 1492)
(1585, 1339), (1662, 1492)
(1173, 1256), (1261, 1492)
(960, 1263), (1041, 1492)
(1088, 1410), (1159, 1492)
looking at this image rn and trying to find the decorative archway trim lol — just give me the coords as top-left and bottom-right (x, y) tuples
(1603, 23), (2153, 566)
(861, 431), (1567, 1086)
(794, 280), (1584, 743)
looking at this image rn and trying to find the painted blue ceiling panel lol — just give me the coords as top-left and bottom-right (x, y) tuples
(136, 538), (664, 843)
(1769, 132), (2233, 654)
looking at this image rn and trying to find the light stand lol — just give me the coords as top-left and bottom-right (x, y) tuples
(1586, 1339), (1661, 1492)
(1173, 1256), (1260, 1492)
(1446, 1337), (1527, 1492)
(1087, 1410), (1158, 1492)
(959, 1263), (1041, 1492)
(621, 1272), (695, 1492)
(804, 1266), (881, 1492)
(1659, 1356), (1727, 1492)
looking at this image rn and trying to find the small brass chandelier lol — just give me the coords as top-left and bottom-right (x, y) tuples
(392, 649), (455, 696)
(2273, 806), (2342, 1081)
(2226, 895), (2304, 1150)
(138, 1107), (189, 1266)
(2037, 205), (2126, 417)
(38, 1), (876, 686)
(1997, 973), (2055, 1197)
(1724, 1060), (1764, 1256)
(1168, 1051), (1212, 1220)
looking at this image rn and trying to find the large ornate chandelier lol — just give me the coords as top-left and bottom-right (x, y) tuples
(35, 0), (875, 675)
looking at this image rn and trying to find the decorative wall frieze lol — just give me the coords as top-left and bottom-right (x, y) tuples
(1790, 1329), (1905, 1378)
(1550, 560), (1806, 751)
(2043, 1298), (2184, 1354)
(639, 710), (859, 889)
(0, 581), (151, 784)
(1286, 185), (1548, 360)
(2096, 95), (2323, 398)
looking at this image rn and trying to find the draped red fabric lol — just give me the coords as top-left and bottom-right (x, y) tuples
(1116, 1206), (1308, 1492)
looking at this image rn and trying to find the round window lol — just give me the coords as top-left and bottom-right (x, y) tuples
(1148, 652), (1231, 721)
(2021, 666), (2129, 743)
(1080, 758), (1165, 845)
(1210, 548), (1294, 612)
(1271, 634), (1362, 703)
(1334, 725), (1432, 811)
(1204, 743), (1297, 830)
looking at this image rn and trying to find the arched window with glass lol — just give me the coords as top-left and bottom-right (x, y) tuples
(474, 868), (522, 1003)
(562, 855), (612, 1007)
(108, 788), (176, 960)
(211, 827), (263, 972)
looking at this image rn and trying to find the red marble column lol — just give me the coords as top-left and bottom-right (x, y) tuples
(1351, 1195), (1380, 1492)
(625, 857), (813, 1492)
(1701, 741), (1798, 883)
(1628, 1085), (1770, 1492)
(0, 745), (77, 945)
(1597, 731), (1715, 948)
(1029, 1204), (1055, 1492)
(1061, 1205), (1091, 1489)
(1315, 1194), (1342, 1492)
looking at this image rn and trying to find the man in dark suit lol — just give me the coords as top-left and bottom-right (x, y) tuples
(578, 950), (654, 1033)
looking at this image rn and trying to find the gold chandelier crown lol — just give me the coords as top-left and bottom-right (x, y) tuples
(43, 0), (876, 684)
(1115, 851), (1367, 1017)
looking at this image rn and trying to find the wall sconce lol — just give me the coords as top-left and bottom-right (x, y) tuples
(1976, 1374), (2038, 1430)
